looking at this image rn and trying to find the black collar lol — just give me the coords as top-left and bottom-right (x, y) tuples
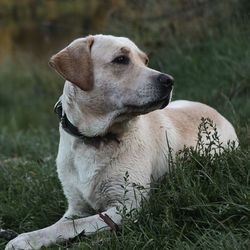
(54, 100), (119, 146)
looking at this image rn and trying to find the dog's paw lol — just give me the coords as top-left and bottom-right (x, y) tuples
(5, 233), (41, 250)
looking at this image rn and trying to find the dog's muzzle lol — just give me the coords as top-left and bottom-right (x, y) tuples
(156, 73), (174, 109)
(157, 73), (174, 95)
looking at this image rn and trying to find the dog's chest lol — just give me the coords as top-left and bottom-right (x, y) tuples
(57, 134), (118, 210)
(73, 148), (104, 196)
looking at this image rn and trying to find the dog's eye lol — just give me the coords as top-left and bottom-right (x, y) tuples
(112, 56), (130, 65)
(145, 58), (149, 66)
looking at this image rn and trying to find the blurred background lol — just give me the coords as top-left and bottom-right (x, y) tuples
(0, 0), (250, 150)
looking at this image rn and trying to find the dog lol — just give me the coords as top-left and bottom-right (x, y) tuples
(5, 35), (238, 249)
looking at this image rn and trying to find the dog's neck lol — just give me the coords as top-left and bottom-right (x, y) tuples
(55, 100), (122, 147)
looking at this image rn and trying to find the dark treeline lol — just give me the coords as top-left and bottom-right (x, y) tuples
(0, 0), (249, 61)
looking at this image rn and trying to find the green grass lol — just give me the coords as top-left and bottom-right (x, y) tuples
(0, 18), (250, 250)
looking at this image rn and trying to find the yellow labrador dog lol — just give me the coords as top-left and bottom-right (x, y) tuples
(6, 35), (238, 249)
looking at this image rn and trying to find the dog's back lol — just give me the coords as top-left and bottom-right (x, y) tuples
(155, 100), (238, 151)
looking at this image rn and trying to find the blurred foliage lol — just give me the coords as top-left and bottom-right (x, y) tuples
(0, 0), (249, 61)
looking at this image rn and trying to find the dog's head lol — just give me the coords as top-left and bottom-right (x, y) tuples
(49, 35), (174, 136)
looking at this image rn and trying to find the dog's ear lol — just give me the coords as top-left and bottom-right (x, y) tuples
(49, 36), (94, 91)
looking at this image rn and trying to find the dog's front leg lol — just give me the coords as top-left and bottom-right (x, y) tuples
(5, 207), (122, 250)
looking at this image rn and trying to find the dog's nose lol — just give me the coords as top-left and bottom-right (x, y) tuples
(157, 74), (174, 87)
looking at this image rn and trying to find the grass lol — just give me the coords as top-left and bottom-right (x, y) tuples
(0, 16), (250, 250)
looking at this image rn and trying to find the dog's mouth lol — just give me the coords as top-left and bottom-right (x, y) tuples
(125, 95), (171, 115)
(114, 92), (172, 122)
